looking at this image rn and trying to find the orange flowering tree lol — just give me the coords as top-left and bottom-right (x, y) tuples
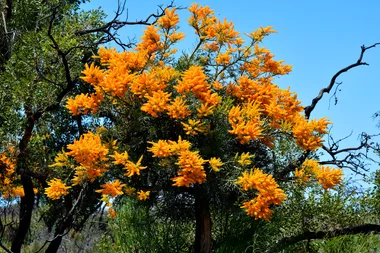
(0, 1), (180, 252)
(34, 4), (348, 252)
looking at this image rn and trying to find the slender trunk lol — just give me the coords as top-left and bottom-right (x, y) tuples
(11, 112), (37, 253)
(11, 174), (34, 253)
(194, 187), (212, 253)
(44, 228), (64, 253)
(45, 194), (73, 253)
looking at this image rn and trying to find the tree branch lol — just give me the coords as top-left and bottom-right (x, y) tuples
(267, 224), (380, 253)
(304, 43), (380, 119)
(319, 132), (379, 175)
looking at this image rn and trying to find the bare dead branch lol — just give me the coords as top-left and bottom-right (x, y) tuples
(304, 43), (380, 119)
(74, 1), (177, 50)
(267, 224), (380, 253)
(318, 132), (380, 175)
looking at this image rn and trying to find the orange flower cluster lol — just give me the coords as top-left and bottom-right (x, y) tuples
(45, 178), (71, 200)
(292, 118), (330, 151)
(81, 63), (105, 85)
(236, 169), (286, 221)
(136, 25), (163, 54)
(188, 4), (241, 47)
(0, 149), (23, 199)
(314, 166), (343, 190)
(157, 8), (180, 29)
(175, 66), (221, 107)
(124, 156), (147, 177)
(167, 97), (191, 119)
(107, 208), (117, 219)
(236, 152), (253, 167)
(110, 151), (129, 165)
(181, 119), (209, 135)
(173, 150), (207, 187)
(2, 186), (25, 199)
(110, 151), (147, 177)
(96, 180), (126, 198)
(227, 75), (329, 149)
(295, 159), (343, 190)
(66, 92), (103, 116)
(130, 66), (177, 97)
(228, 102), (262, 144)
(141, 90), (171, 117)
(66, 132), (109, 181)
(0, 151), (16, 176)
(148, 137), (206, 187)
(208, 157), (223, 172)
(148, 136), (192, 158)
(249, 26), (277, 42)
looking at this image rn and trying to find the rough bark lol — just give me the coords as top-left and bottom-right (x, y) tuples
(11, 174), (34, 253)
(11, 114), (36, 253)
(194, 186), (212, 253)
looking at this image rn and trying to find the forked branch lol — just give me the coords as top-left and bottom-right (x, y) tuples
(304, 43), (380, 119)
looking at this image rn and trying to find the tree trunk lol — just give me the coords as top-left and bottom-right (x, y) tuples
(11, 174), (34, 253)
(194, 186), (212, 253)
(44, 228), (64, 253)
(45, 193), (73, 253)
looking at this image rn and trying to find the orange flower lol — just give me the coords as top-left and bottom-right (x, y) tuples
(157, 8), (180, 29)
(45, 178), (71, 200)
(236, 152), (253, 167)
(228, 102), (262, 144)
(4, 186), (25, 199)
(209, 157), (223, 172)
(148, 140), (174, 157)
(141, 90), (171, 117)
(107, 208), (117, 218)
(249, 26), (276, 42)
(137, 190), (150, 200)
(81, 62), (105, 85)
(215, 52), (231, 65)
(174, 66), (210, 101)
(172, 150), (206, 187)
(136, 25), (163, 54)
(66, 132), (109, 168)
(236, 169), (286, 221)
(167, 97), (191, 119)
(110, 151), (129, 165)
(168, 136), (192, 154)
(241, 198), (273, 221)
(181, 119), (208, 135)
(294, 168), (309, 184)
(49, 151), (70, 168)
(295, 159), (343, 190)
(314, 166), (343, 190)
(65, 92), (103, 116)
(197, 103), (215, 117)
(292, 117), (330, 151)
(124, 156), (147, 177)
(125, 186), (136, 196)
(96, 180), (126, 198)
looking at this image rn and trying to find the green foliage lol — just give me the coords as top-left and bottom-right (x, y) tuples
(95, 198), (194, 253)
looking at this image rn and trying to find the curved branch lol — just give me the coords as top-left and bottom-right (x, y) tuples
(304, 43), (380, 119)
(268, 224), (380, 253)
(75, 1), (175, 36)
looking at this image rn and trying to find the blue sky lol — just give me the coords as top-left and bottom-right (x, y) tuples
(82, 0), (380, 181)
